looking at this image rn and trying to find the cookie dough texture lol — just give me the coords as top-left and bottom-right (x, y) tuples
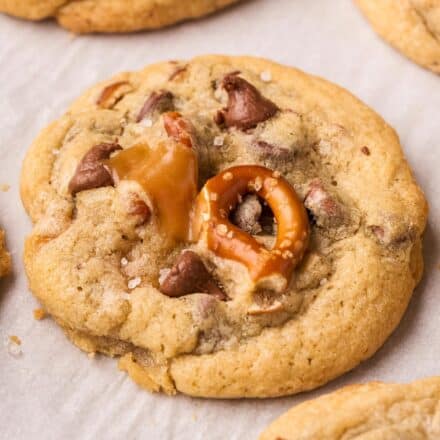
(355, 0), (440, 73)
(260, 377), (440, 439)
(0, 0), (240, 33)
(21, 55), (427, 398)
(0, 228), (11, 277)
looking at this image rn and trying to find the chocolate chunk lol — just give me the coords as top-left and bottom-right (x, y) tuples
(163, 112), (193, 148)
(304, 179), (347, 228)
(68, 143), (122, 195)
(169, 65), (187, 81)
(136, 91), (174, 122)
(97, 81), (132, 109)
(159, 251), (227, 301)
(254, 141), (294, 161)
(216, 74), (279, 131)
(232, 194), (263, 235)
(127, 197), (151, 226)
(361, 146), (371, 156)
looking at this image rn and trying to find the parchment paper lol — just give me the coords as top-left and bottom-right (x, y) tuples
(0, 1), (439, 438)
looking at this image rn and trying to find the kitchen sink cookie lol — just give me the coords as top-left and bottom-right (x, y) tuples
(0, 228), (11, 277)
(260, 376), (440, 439)
(355, 0), (440, 73)
(0, 0), (240, 33)
(21, 55), (427, 398)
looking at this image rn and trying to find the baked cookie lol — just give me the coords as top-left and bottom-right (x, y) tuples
(355, 0), (440, 73)
(0, 228), (11, 277)
(21, 55), (427, 398)
(260, 376), (440, 439)
(0, 0), (240, 33)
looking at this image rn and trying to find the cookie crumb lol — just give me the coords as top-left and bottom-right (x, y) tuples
(9, 335), (21, 345)
(88, 352), (96, 359)
(213, 136), (225, 147)
(0, 184), (10, 192)
(260, 70), (272, 82)
(5, 336), (22, 358)
(33, 308), (46, 320)
(128, 277), (141, 290)
(121, 257), (129, 267)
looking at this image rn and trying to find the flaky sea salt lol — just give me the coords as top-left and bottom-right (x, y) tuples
(260, 70), (272, 82)
(140, 118), (153, 128)
(213, 136), (224, 147)
(128, 277), (141, 290)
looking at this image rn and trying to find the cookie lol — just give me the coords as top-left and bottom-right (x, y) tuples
(0, 0), (240, 33)
(21, 55), (427, 398)
(0, 228), (11, 277)
(355, 0), (440, 73)
(260, 376), (440, 439)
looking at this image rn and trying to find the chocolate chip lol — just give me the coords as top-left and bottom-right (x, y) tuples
(232, 194), (263, 235)
(254, 141), (294, 161)
(159, 251), (227, 301)
(97, 81), (132, 109)
(304, 179), (347, 228)
(361, 146), (371, 156)
(68, 143), (122, 195)
(169, 65), (188, 81)
(127, 198), (151, 226)
(136, 91), (174, 122)
(216, 73), (279, 131)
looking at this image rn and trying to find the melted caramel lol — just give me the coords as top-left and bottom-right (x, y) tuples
(108, 143), (197, 242)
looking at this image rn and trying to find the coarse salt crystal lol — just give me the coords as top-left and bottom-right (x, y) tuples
(140, 118), (153, 128)
(223, 172), (233, 181)
(128, 277), (141, 290)
(216, 224), (228, 236)
(120, 257), (128, 267)
(320, 278), (328, 286)
(213, 136), (224, 147)
(260, 70), (272, 82)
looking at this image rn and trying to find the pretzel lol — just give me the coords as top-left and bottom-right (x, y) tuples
(192, 165), (310, 292)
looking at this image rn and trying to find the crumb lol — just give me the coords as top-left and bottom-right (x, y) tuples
(0, 184), (10, 192)
(88, 352), (96, 359)
(9, 335), (21, 345)
(33, 308), (47, 320)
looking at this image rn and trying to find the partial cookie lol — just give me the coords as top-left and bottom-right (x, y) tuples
(0, 228), (11, 277)
(260, 376), (440, 439)
(0, 0), (240, 33)
(21, 55), (427, 398)
(355, 0), (440, 73)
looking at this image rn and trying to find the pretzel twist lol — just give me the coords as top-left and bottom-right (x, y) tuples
(192, 165), (310, 292)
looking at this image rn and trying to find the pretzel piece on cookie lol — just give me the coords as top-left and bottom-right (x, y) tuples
(192, 165), (309, 292)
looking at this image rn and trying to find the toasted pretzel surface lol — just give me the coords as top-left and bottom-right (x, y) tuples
(192, 165), (309, 291)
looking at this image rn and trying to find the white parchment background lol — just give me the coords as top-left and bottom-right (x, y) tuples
(0, 1), (439, 439)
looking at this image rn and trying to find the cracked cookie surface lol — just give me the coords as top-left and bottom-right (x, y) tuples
(260, 376), (440, 439)
(21, 55), (427, 398)
(0, 0), (240, 33)
(355, 0), (440, 73)
(0, 228), (11, 278)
